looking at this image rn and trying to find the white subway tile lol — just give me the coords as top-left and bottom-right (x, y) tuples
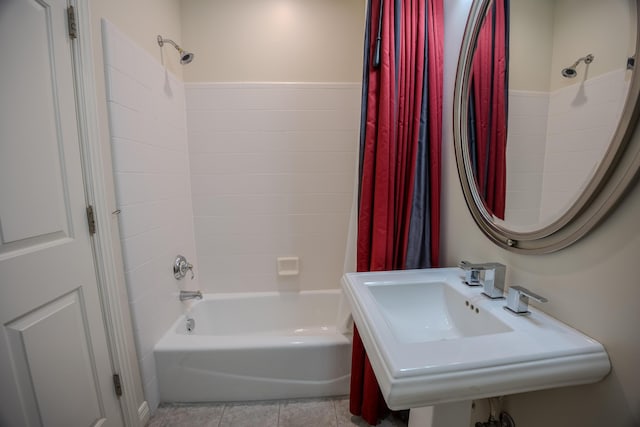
(112, 138), (183, 174)
(582, 69), (627, 103)
(505, 172), (543, 192)
(190, 172), (353, 196)
(503, 209), (539, 227)
(193, 193), (352, 217)
(143, 376), (160, 414)
(543, 150), (600, 174)
(539, 190), (577, 222)
(194, 212), (268, 236)
(547, 102), (618, 136)
(125, 260), (155, 303)
(120, 230), (156, 272)
(508, 91), (550, 116)
(106, 66), (153, 114)
(108, 102), (149, 143)
(117, 202), (159, 239)
(188, 130), (358, 154)
(189, 151), (356, 175)
(507, 114), (548, 137)
(139, 352), (158, 400)
(505, 191), (540, 210)
(509, 153), (545, 174)
(151, 255), (180, 295)
(131, 298), (164, 359)
(113, 173), (155, 205)
(132, 48), (164, 91)
(102, 22), (137, 79)
(545, 127), (613, 153)
(506, 135), (547, 156)
(541, 172), (592, 193)
(186, 83), (361, 111)
(187, 109), (359, 133)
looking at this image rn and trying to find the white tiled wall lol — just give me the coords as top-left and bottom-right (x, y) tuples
(506, 91), (549, 226)
(102, 20), (199, 411)
(505, 69), (629, 226)
(540, 69), (630, 222)
(186, 83), (360, 293)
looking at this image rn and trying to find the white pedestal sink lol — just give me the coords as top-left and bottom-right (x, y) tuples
(342, 268), (610, 426)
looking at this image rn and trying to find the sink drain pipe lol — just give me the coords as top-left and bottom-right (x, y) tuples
(474, 397), (515, 427)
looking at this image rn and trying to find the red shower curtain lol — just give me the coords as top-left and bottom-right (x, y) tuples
(350, 0), (443, 424)
(468, 0), (508, 219)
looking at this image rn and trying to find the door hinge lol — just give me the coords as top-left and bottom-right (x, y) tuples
(67, 5), (78, 40)
(86, 205), (96, 235)
(113, 374), (123, 397)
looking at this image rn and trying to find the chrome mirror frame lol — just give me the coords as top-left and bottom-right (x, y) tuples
(453, 0), (640, 254)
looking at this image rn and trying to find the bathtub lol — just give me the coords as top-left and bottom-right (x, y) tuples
(154, 290), (352, 402)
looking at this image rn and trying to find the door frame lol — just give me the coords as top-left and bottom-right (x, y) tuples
(71, 1), (148, 425)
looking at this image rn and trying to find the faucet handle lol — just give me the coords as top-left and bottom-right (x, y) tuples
(459, 260), (485, 270)
(458, 260), (474, 269)
(458, 260), (482, 286)
(505, 285), (548, 315)
(174, 255), (195, 280)
(459, 261), (505, 270)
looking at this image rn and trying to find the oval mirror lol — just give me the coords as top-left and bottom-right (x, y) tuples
(454, 0), (640, 253)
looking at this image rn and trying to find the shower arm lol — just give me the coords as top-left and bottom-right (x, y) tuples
(569, 54), (594, 69)
(157, 35), (185, 54)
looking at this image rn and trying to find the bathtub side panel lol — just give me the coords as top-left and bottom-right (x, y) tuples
(155, 339), (352, 402)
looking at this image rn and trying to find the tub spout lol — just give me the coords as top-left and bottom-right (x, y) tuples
(179, 290), (202, 301)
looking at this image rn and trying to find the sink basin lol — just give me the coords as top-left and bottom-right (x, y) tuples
(342, 268), (610, 410)
(368, 281), (512, 343)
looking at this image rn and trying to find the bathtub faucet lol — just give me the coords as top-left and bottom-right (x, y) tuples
(179, 290), (203, 301)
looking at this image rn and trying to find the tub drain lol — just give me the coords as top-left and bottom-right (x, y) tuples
(186, 317), (195, 333)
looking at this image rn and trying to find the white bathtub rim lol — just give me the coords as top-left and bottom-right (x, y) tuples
(188, 289), (343, 302)
(155, 329), (352, 352)
(155, 288), (352, 352)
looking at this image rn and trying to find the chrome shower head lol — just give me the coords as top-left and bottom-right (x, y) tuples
(157, 35), (194, 65)
(179, 51), (194, 65)
(561, 54), (594, 78)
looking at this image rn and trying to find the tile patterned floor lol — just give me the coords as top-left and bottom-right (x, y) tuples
(147, 396), (409, 427)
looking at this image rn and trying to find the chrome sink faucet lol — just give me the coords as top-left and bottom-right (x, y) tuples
(179, 290), (203, 301)
(459, 261), (506, 299)
(505, 286), (548, 315)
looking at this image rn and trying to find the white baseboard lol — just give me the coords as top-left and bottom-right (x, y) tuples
(138, 401), (150, 426)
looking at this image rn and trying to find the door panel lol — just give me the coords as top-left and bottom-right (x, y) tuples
(6, 291), (103, 427)
(0, 0), (124, 426)
(0, 0), (71, 250)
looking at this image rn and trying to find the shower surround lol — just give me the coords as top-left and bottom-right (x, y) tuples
(102, 20), (360, 411)
(505, 69), (630, 226)
(102, 20), (199, 411)
(186, 82), (360, 293)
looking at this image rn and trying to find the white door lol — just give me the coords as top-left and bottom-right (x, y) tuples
(0, 0), (124, 426)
